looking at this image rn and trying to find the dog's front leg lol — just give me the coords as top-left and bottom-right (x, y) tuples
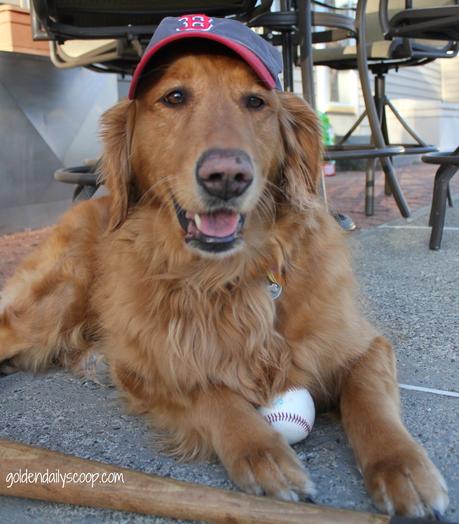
(340, 336), (448, 518)
(190, 386), (314, 502)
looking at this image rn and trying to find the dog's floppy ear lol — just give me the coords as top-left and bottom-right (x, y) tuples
(278, 92), (322, 209)
(99, 99), (137, 230)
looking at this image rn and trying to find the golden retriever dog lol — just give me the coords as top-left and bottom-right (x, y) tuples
(0, 40), (448, 518)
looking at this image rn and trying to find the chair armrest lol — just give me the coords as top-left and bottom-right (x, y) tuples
(422, 150), (459, 167)
(54, 166), (100, 186)
(312, 11), (355, 34)
(312, 0), (355, 11)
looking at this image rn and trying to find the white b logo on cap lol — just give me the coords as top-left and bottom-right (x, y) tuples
(177, 15), (213, 32)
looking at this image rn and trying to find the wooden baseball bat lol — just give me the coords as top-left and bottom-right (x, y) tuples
(0, 438), (394, 523)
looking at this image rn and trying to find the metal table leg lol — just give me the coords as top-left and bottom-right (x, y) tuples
(298, 0), (316, 108)
(429, 164), (457, 250)
(297, 0), (330, 212)
(356, 0), (411, 218)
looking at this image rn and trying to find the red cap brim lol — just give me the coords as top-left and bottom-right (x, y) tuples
(128, 32), (276, 99)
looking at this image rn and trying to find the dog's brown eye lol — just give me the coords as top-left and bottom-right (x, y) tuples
(246, 95), (265, 109)
(162, 90), (186, 106)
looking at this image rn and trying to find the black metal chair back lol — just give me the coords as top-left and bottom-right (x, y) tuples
(32, 0), (263, 40)
(31, 1), (271, 74)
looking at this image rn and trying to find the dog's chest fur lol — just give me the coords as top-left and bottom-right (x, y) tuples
(162, 278), (288, 402)
(97, 250), (290, 406)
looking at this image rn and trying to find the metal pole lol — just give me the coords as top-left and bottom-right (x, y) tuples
(298, 0), (316, 108)
(281, 0), (295, 91)
(356, 0), (411, 217)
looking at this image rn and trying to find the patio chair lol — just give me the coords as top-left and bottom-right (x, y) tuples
(313, 0), (458, 215)
(248, 0), (409, 219)
(54, 164), (100, 202)
(382, 1), (459, 41)
(31, 0), (271, 73)
(422, 148), (459, 250)
(380, 0), (459, 249)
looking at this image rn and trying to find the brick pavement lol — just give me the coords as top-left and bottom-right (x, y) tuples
(326, 162), (459, 229)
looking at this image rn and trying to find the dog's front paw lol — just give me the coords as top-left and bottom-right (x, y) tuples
(364, 444), (448, 518)
(225, 431), (315, 502)
(0, 358), (19, 376)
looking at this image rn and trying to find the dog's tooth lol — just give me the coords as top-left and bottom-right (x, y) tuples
(194, 214), (202, 229)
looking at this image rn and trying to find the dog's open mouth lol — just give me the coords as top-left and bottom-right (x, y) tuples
(174, 201), (245, 253)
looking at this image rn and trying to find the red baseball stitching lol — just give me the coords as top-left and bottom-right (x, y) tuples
(263, 412), (312, 434)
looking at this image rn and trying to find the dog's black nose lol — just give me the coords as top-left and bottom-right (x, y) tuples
(196, 149), (253, 200)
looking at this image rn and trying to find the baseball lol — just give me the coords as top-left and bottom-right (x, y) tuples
(258, 388), (315, 445)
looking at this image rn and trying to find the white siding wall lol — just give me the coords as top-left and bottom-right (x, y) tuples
(1, 0), (30, 8)
(309, 57), (459, 151)
(386, 61), (442, 100)
(441, 55), (459, 104)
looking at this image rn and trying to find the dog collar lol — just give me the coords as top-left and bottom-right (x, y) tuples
(267, 271), (283, 300)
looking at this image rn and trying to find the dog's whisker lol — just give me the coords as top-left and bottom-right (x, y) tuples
(138, 175), (177, 205)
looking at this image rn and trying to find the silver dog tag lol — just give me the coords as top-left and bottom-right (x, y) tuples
(268, 282), (282, 300)
(267, 271), (283, 300)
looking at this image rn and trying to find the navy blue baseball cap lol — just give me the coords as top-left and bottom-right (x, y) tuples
(128, 14), (283, 99)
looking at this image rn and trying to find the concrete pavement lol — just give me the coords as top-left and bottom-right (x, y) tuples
(0, 200), (457, 523)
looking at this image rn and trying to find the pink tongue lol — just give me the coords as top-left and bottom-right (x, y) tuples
(197, 211), (239, 238)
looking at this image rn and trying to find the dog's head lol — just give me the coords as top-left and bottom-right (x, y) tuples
(100, 41), (322, 257)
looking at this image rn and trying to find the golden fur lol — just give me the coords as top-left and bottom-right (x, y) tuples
(0, 46), (448, 517)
